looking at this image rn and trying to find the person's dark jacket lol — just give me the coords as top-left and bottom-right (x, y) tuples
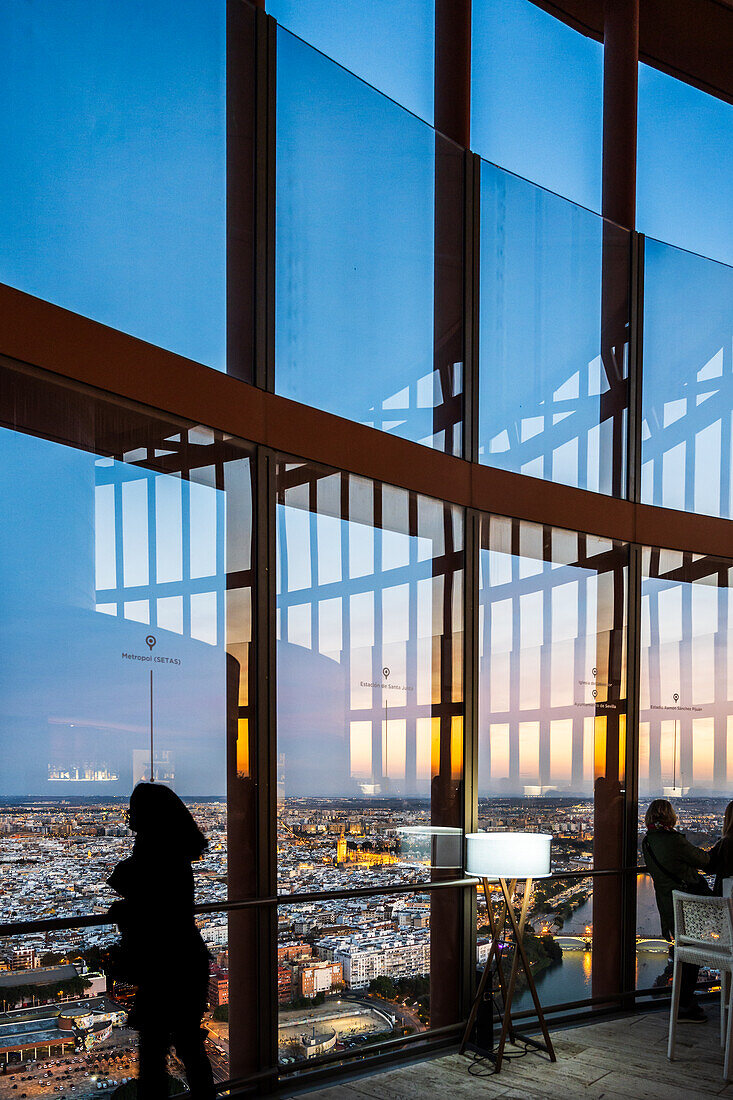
(708, 836), (733, 896)
(107, 843), (209, 1008)
(642, 828), (710, 939)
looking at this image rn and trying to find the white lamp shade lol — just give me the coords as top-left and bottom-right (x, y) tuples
(396, 826), (462, 869)
(465, 831), (552, 880)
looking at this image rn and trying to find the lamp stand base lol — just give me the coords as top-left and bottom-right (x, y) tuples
(460, 876), (556, 1073)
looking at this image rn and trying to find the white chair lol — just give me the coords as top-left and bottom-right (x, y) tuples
(668, 891), (733, 1079)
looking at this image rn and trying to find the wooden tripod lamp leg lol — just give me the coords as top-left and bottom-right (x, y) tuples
(502, 876), (557, 1065)
(459, 878), (497, 1054)
(491, 878), (517, 1045)
(460, 877), (521, 1055)
(494, 877), (532, 1071)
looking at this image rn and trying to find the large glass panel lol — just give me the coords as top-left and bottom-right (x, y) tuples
(0, 361), (253, 907)
(275, 28), (464, 455)
(267, 2), (435, 124)
(276, 460), (464, 1037)
(639, 547), (733, 804)
(0, 927), (139, 1088)
(640, 240), (733, 519)
(0, 0), (228, 370)
(471, 0), (603, 212)
(0, 919), (238, 1090)
(278, 893), (432, 1069)
(476, 874), (613, 1015)
(276, 462), (464, 894)
(478, 162), (629, 494)
(637, 548), (733, 992)
(0, 360), (258, 1082)
(478, 514), (628, 1003)
(637, 63), (733, 267)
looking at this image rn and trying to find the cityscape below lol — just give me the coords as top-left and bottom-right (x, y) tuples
(0, 793), (729, 1095)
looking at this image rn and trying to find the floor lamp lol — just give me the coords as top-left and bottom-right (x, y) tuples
(460, 831), (557, 1072)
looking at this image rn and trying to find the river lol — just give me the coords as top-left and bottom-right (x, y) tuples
(513, 874), (670, 1013)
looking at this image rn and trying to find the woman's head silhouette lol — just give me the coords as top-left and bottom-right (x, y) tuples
(128, 782), (208, 861)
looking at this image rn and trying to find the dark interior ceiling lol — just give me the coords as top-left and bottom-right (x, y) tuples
(531, 0), (733, 104)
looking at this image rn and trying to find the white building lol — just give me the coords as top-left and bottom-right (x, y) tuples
(332, 929), (430, 988)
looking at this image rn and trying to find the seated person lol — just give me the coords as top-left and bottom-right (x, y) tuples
(708, 801), (733, 896)
(642, 798), (711, 1022)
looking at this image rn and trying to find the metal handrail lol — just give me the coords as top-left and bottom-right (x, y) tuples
(0, 867), (652, 937)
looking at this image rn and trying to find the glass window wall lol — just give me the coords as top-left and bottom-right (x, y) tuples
(471, 0), (603, 212)
(637, 63), (733, 268)
(478, 162), (630, 494)
(266, 1), (435, 125)
(640, 240), (733, 519)
(0, 0), (228, 370)
(275, 28), (464, 455)
(277, 892), (434, 1068)
(478, 514), (628, 1005)
(0, 360), (254, 913)
(637, 547), (733, 996)
(276, 461), (464, 895)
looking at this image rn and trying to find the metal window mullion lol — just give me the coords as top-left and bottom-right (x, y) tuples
(463, 151), (481, 465)
(254, 445), (278, 1079)
(254, 9), (276, 392)
(622, 540), (643, 1005)
(627, 233), (645, 505)
(461, 507), (480, 1020)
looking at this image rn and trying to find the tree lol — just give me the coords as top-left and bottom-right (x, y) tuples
(368, 976), (396, 1000)
(40, 951), (64, 967)
(212, 1003), (229, 1022)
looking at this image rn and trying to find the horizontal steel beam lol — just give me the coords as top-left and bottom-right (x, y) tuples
(1, 284), (731, 560)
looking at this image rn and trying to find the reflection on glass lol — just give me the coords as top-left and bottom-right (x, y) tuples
(639, 548), (733, 804)
(0, 364), (253, 925)
(641, 240), (733, 519)
(276, 464), (464, 894)
(278, 894), (432, 1067)
(477, 514), (628, 1004)
(0, 0), (226, 369)
(267, 0), (435, 124)
(637, 548), (733, 996)
(637, 63), (733, 267)
(478, 517), (627, 856)
(471, 0), (603, 211)
(478, 162), (629, 493)
(275, 28), (463, 454)
(635, 872), (675, 996)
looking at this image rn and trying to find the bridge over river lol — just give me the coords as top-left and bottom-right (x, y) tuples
(556, 936), (669, 953)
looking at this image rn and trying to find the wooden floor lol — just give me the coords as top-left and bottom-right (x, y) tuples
(282, 1009), (733, 1099)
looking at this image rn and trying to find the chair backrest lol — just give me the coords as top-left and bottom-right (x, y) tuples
(673, 891), (733, 949)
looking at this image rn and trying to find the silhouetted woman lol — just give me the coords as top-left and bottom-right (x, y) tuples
(709, 801), (733, 895)
(108, 783), (215, 1099)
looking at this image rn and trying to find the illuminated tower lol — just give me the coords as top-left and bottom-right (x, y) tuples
(335, 830), (347, 865)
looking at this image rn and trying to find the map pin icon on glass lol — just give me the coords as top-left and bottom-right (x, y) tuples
(673, 693), (679, 703)
(592, 688), (597, 699)
(383, 667), (390, 679)
(146, 635), (156, 652)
